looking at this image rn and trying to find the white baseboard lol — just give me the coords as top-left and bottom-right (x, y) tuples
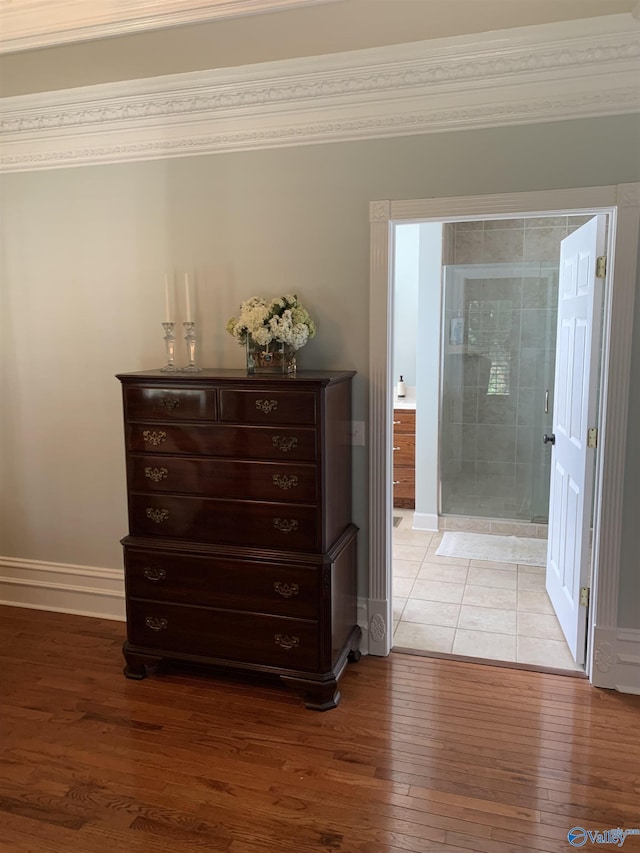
(0, 556), (125, 621)
(591, 626), (640, 694)
(357, 597), (369, 655)
(412, 512), (439, 532)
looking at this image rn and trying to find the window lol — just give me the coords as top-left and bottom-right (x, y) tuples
(467, 296), (512, 396)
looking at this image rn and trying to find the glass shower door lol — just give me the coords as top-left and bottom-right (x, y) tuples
(440, 262), (558, 522)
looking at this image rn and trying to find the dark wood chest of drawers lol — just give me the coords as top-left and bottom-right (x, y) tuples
(117, 369), (360, 709)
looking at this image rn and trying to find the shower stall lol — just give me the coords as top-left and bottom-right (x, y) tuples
(439, 262), (558, 523)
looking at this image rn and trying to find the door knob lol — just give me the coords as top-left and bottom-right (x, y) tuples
(543, 433), (556, 445)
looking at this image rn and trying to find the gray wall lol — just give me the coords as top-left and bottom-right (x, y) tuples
(1, 115), (639, 624)
(619, 235), (640, 629)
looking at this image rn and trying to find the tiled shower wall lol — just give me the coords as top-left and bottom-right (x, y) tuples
(440, 215), (591, 521)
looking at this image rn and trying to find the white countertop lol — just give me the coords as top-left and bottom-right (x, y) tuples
(393, 387), (416, 410)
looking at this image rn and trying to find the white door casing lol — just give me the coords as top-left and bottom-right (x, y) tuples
(367, 184), (640, 691)
(546, 216), (606, 665)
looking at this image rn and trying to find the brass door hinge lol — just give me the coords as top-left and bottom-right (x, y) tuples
(587, 427), (598, 449)
(596, 256), (607, 278)
(580, 587), (590, 607)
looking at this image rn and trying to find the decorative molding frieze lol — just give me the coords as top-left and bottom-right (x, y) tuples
(369, 612), (386, 643)
(0, 556), (125, 621)
(1, 14), (638, 172)
(594, 641), (616, 673)
(369, 201), (390, 223)
(0, 0), (336, 54)
(618, 181), (640, 207)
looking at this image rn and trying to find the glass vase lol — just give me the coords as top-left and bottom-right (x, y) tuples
(246, 335), (297, 375)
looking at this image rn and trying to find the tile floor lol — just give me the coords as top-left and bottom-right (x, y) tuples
(392, 510), (582, 671)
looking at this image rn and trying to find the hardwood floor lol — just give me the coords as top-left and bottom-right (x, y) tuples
(1, 605), (639, 853)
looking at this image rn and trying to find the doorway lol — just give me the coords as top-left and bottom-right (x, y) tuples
(366, 184), (639, 691)
(391, 214), (595, 670)
(391, 507), (579, 669)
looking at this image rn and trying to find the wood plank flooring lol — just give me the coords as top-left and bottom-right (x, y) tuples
(1, 605), (639, 852)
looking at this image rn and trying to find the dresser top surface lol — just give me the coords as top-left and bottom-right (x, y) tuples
(117, 369), (355, 386)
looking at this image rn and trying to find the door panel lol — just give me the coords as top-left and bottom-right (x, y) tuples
(546, 215), (606, 665)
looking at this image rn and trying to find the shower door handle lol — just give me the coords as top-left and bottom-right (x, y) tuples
(543, 433), (556, 445)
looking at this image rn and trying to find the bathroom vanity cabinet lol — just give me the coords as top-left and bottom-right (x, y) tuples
(393, 407), (415, 509)
(117, 369), (360, 710)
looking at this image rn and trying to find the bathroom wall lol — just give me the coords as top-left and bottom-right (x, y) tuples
(440, 215), (591, 521)
(392, 224), (420, 388)
(414, 222), (444, 527)
(392, 222), (442, 527)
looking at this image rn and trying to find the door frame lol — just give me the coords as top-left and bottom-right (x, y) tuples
(366, 183), (640, 686)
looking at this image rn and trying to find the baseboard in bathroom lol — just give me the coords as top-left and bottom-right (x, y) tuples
(441, 515), (547, 538)
(412, 513), (439, 532)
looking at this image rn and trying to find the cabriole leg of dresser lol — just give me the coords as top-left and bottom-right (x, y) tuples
(280, 674), (341, 711)
(122, 642), (162, 680)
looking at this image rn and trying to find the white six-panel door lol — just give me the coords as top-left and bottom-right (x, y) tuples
(546, 215), (606, 665)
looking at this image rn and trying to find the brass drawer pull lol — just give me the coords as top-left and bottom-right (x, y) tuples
(393, 481), (400, 485)
(272, 435), (298, 453)
(273, 518), (298, 534)
(159, 396), (180, 411)
(146, 508), (169, 523)
(145, 616), (168, 632)
(144, 466), (169, 482)
(393, 446), (400, 451)
(275, 634), (299, 651)
(142, 430), (167, 446)
(393, 420), (401, 425)
(274, 582), (299, 598)
(143, 567), (167, 582)
(272, 474), (298, 490)
(256, 399), (278, 414)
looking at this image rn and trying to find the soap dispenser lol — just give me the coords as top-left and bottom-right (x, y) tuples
(396, 375), (406, 398)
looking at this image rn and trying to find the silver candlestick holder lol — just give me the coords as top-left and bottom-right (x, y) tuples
(160, 322), (178, 372)
(181, 321), (202, 372)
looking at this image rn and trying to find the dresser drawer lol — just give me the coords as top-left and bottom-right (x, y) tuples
(126, 423), (317, 461)
(129, 494), (320, 551)
(124, 386), (215, 421)
(127, 455), (318, 503)
(393, 467), (415, 499)
(219, 389), (316, 425)
(392, 433), (415, 467)
(127, 599), (319, 671)
(124, 547), (319, 618)
(393, 409), (415, 434)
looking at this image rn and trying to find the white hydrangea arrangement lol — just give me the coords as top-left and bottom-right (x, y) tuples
(226, 294), (316, 351)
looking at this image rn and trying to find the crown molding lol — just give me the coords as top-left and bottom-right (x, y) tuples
(0, 0), (337, 54)
(1, 14), (638, 173)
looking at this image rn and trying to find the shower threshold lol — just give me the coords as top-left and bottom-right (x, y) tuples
(438, 514), (548, 539)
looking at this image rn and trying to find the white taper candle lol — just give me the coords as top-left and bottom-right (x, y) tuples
(184, 273), (192, 321)
(164, 273), (171, 322)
